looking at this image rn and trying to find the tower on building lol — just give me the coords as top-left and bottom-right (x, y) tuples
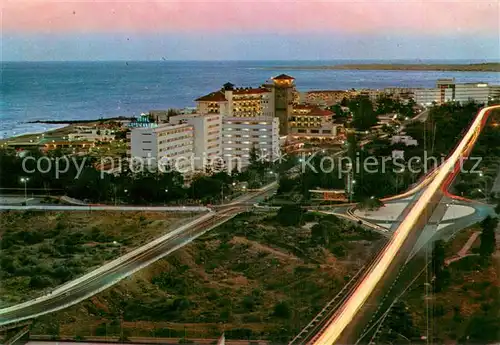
(268, 74), (295, 135)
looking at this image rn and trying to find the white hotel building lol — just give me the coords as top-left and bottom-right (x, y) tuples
(196, 82), (281, 170)
(169, 113), (222, 170)
(414, 79), (496, 105)
(129, 122), (194, 172)
(221, 117), (280, 170)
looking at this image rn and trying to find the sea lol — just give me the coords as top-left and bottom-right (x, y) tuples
(1, 60), (499, 139)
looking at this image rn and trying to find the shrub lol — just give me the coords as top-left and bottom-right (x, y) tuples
(226, 328), (253, 339)
(29, 275), (53, 289)
(273, 301), (291, 319)
(276, 205), (305, 226)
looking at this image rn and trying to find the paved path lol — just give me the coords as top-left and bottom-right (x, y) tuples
(445, 231), (480, 265)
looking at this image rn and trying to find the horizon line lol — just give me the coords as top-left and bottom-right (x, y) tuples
(3, 58), (500, 63)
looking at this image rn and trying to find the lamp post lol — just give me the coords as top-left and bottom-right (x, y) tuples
(479, 172), (489, 203)
(20, 177), (29, 205)
(477, 188), (487, 200)
(349, 180), (356, 203)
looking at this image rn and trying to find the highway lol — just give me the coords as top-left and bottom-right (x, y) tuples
(0, 183), (277, 327)
(310, 105), (499, 344)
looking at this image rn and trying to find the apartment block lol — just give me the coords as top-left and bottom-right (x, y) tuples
(129, 123), (194, 172)
(195, 82), (274, 118)
(221, 116), (280, 170)
(414, 88), (441, 105)
(169, 113), (222, 170)
(289, 104), (344, 140)
(67, 126), (115, 142)
(414, 79), (494, 105)
(196, 76), (295, 135)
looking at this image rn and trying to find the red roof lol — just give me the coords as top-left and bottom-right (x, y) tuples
(195, 91), (227, 102)
(272, 74), (295, 80)
(233, 87), (270, 95)
(309, 108), (334, 116)
(293, 104), (315, 110)
(293, 104), (333, 116)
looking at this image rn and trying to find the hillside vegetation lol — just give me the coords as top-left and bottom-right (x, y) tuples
(32, 211), (386, 343)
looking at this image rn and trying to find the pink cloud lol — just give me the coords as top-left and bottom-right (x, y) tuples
(3, 0), (498, 35)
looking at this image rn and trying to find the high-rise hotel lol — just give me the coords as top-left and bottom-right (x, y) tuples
(194, 77), (294, 169)
(129, 73), (344, 174)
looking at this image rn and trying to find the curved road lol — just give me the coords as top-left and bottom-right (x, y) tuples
(0, 183), (278, 326)
(311, 105), (499, 344)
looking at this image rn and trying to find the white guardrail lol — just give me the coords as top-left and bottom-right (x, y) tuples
(0, 204), (210, 212)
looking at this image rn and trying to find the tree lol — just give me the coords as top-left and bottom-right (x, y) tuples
(380, 301), (417, 343)
(277, 176), (296, 195)
(375, 95), (398, 115)
(431, 240), (448, 292)
(276, 204), (304, 226)
(479, 216), (498, 262)
(349, 96), (378, 131)
(330, 104), (346, 118)
(311, 218), (341, 246)
(191, 176), (223, 202)
(495, 201), (500, 215)
(273, 301), (291, 319)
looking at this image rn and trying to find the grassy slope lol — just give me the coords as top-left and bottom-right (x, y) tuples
(402, 229), (500, 344)
(0, 210), (194, 306)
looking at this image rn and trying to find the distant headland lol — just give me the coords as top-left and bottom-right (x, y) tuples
(263, 62), (500, 72)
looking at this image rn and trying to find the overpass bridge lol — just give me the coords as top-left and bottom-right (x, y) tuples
(293, 105), (499, 344)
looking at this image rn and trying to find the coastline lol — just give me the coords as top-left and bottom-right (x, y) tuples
(0, 124), (69, 141)
(26, 116), (134, 125)
(260, 63), (500, 72)
(0, 116), (134, 142)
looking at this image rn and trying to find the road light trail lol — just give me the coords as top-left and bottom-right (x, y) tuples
(311, 105), (499, 344)
(0, 183), (278, 326)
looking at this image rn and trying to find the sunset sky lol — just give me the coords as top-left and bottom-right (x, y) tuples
(3, 0), (499, 61)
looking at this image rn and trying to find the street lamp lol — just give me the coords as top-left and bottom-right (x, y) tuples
(479, 172), (489, 202)
(20, 177), (29, 204)
(477, 188), (488, 201)
(349, 180), (356, 203)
